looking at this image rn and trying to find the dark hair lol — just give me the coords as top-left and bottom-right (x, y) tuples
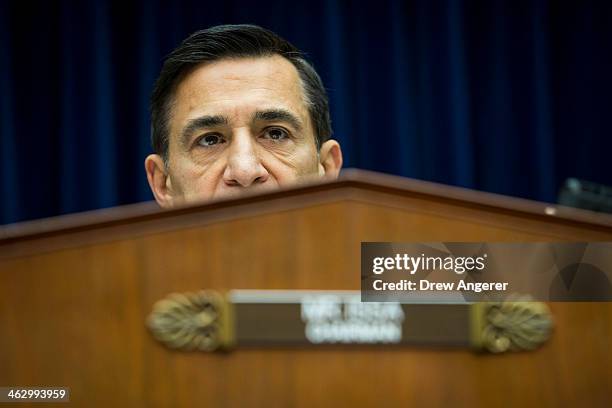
(151, 24), (332, 162)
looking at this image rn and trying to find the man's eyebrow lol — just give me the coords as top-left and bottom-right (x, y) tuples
(181, 115), (228, 147)
(253, 109), (303, 131)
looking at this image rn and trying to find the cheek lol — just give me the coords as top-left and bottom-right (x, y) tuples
(264, 146), (319, 181)
(293, 145), (320, 174)
(170, 160), (224, 199)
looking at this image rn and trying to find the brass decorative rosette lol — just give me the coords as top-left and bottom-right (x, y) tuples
(147, 290), (234, 351)
(471, 298), (553, 353)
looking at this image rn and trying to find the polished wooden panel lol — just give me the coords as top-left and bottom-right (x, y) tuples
(1, 170), (611, 407)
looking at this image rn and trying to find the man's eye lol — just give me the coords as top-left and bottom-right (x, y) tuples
(197, 133), (225, 147)
(263, 128), (289, 141)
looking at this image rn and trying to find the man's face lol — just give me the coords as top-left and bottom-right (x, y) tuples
(145, 55), (342, 207)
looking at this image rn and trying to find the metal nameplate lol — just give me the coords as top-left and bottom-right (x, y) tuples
(147, 290), (553, 354)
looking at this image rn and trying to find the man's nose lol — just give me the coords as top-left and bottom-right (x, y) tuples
(223, 134), (269, 187)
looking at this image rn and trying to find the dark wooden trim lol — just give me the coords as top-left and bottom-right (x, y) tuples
(340, 169), (612, 230)
(1, 169), (611, 245)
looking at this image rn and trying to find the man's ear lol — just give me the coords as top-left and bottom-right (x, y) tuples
(145, 154), (176, 208)
(318, 139), (343, 180)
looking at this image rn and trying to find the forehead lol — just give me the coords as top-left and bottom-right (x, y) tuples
(169, 55), (309, 134)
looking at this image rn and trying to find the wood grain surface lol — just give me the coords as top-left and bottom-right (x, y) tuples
(1, 171), (611, 407)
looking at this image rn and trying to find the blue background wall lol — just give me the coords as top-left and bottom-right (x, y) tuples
(1, 0), (611, 224)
